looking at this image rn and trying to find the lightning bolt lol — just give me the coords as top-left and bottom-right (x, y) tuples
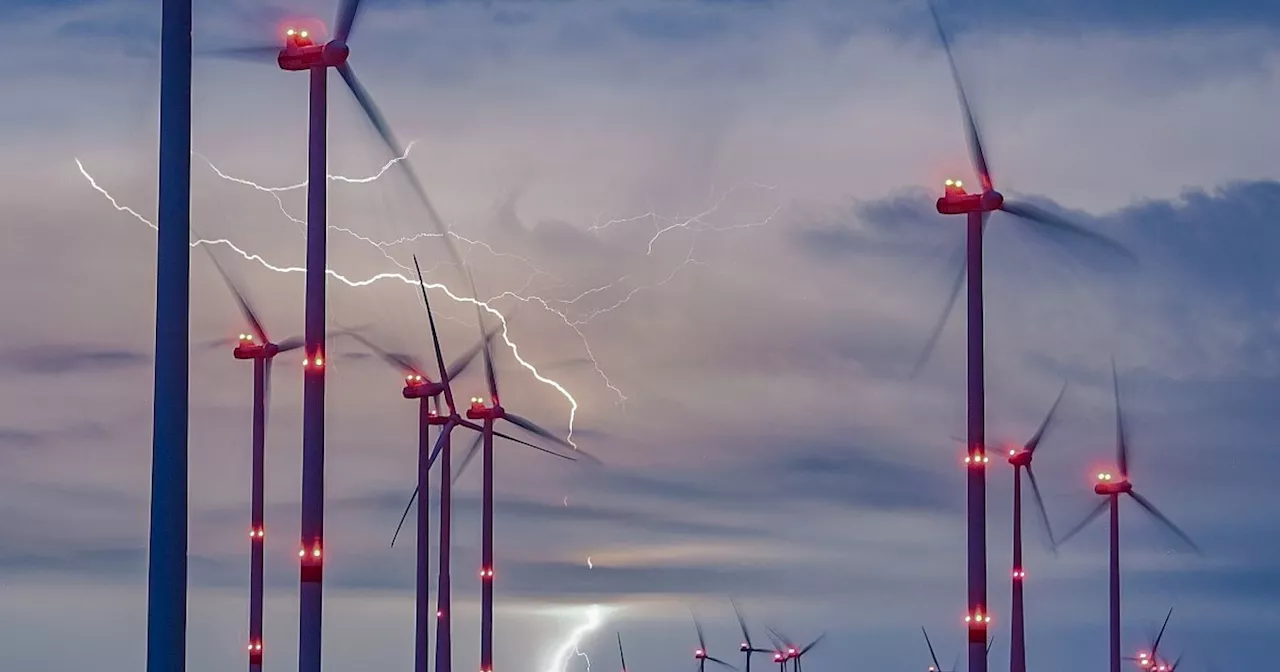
(74, 157), (586, 443)
(77, 151), (782, 430)
(546, 604), (604, 672)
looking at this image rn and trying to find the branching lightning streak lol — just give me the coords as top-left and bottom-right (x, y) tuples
(75, 157), (585, 444)
(545, 605), (603, 672)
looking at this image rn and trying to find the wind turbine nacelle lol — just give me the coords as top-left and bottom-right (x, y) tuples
(937, 188), (1003, 215)
(278, 40), (349, 71)
(402, 377), (446, 399)
(1007, 449), (1032, 467)
(1094, 478), (1132, 496)
(234, 341), (279, 360)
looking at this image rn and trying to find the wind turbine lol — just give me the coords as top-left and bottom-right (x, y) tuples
(204, 250), (301, 672)
(205, 5), (465, 668)
(767, 628), (822, 672)
(693, 613), (737, 672)
(732, 600), (771, 672)
(344, 326), (488, 672)
(466, 295), (600, 672)
(920, 7), (1137, 671)
(1004, 383), (1065, 672)
(1128, 608), (1175, 671)
(1057, 363), (1201, 672)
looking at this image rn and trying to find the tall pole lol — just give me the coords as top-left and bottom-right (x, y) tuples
(415, 400), (432, 672)
(250, 358), (267, 672)
(1009, 466), (1025, 672)
(147, 0), (192, 670)
(480, 419), (495, 672)
(434, 430), (453, 672)
(1109, 496), (1121, 672)
(297, 63), (328, 672)
(965, 210), (988, 672)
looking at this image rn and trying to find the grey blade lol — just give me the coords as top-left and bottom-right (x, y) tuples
(277, 336), (305, 353)
(482, 325), (500, 404)
(707, 656), (736, 670)
(986, 635), (994, 654)
(911, 240), (966, 379)
(1170, 653), (1183, 671)
(1112, 359), (1130, 477)
(346, 331), (424, 376)
(334, 0), (363, 43)
(425, 418), (457, 471)
(452, 432), (483, 485)
(446, 326), (501, 382)
(504, 412), (573, 451)
(493, 428), (577, 461)
(1024, 465), (1057, 549)
(732, 598), (753, 649)
(800, 633), (824, 655)
(1152, 607), (1173, 657)
(927, 0), (993, 191)
(618, 632), (628, 672)
(950, 652), (960, 672)
(202, 246), (268, 343)
(1128, 491), (1201, 553)
(1056, 499), (1109, 548)
(412, 255), (456, 412)
(1025, 381), (1068, 453)
(922, 627), (943, 671)
(1000, 200), (1138, 271)
(335, 62), (462, 267)
(200, 45), (279, 63)
(693, 611), (708, 651)
(390, 486), (417, 548)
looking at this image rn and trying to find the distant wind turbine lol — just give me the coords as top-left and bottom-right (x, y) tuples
(203, 249), (301, 672)
(1058, 362), (1201, 672)
(693, 612), (737, 672)
(732, 600), (772, 672)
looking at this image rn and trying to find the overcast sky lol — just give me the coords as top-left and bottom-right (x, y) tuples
(2, 0), (1279, 670)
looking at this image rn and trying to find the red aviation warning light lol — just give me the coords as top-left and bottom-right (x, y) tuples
(300, 539), (323, 583)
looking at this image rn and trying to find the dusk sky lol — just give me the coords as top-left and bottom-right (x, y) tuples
(2, 0), (1279, 670)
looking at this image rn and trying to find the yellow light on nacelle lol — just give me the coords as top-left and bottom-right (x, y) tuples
(286, 28), (296, 36)
(299, 30), (309, 38)
(945, 179), (954, 186)
(955, 180), (963, 188)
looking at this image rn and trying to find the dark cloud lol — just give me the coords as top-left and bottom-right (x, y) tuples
(0, 345), (149, 375)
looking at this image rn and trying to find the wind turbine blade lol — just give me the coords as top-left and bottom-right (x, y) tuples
(200, 45), (279, 62)
(707, 656), (737, 670)
(1170, 653), (1183, 671)
(445, 326), (501, 382)
(202, 246), (268, 343)
(1026, 381), (1068, 453)
(693, 611), (708, 651)
(732, 598), (753, 648)
(482, 330), (500, 404)
(1152, 607), (1173, 657)
(1056, 499), (1109, 548)
(1000, 201), (1138, 270)
(1112, 359), (1130, 477)
(346, 331), (424, 376)
(493, 428), (577, 461)
(617, 632), (628, 672)
(389, 486), (417, 548)
(425, 418), (457, 471)
(334, 62), (461, 267)
(452, 433), (483, 485)
(1128, 491), (1201, 553)
(911, 242), (966, 379)
(800, 633), (824, 655)
(277, 336), (305, 353)
(922, 627), (943, 671)
(1025, 465), (1057, 549)
(333, 0), (363, 43)
(950, 651), (961, 672)
(926, 0), (993, 191)
(986, 635), (994, 654)
(412, 255), (456, 411)
(503, 412), (574, 450)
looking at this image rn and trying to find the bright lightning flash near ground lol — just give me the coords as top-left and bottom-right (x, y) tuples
(546, 604), (605, 672)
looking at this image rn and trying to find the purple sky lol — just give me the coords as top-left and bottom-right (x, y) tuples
(1, 0), (1278, 670)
